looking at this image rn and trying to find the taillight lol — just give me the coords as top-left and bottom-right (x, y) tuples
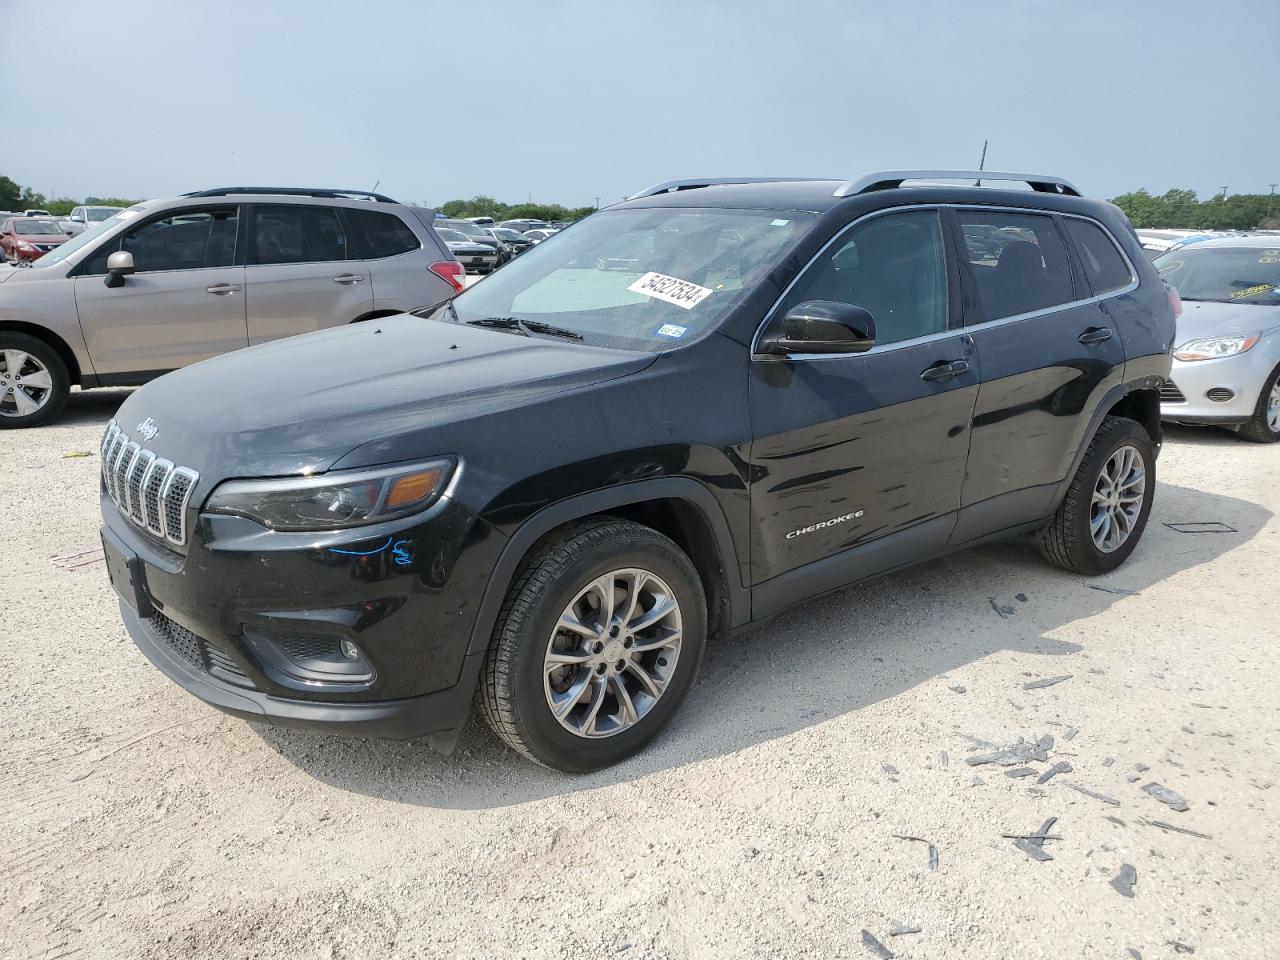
(1167, 285), (1183, 319)
(430, 260), (465, 294)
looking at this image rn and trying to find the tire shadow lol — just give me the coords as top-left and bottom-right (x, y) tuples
(254, 479), (1270, 810)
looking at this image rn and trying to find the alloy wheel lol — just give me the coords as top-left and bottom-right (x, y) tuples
(543, 568), (682, 739)
(1268, 380), (1280, 432)
(0, 349), (54, 418)
(1090, 443), (1146, 553)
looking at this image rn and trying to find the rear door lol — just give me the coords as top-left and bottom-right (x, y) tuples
(952, 207), (1128, 542)
(243, 203), (372, 344)
(345, 207), (452, 312)
(73, 205), (247, 375)
(747, 207), (979, 595)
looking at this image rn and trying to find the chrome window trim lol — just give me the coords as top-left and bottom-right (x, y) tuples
(750, 203), (1139, 362)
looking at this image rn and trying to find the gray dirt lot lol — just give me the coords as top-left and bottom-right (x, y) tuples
(3, 388), (1278, 960)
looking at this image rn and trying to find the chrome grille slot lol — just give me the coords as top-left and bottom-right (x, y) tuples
(99, 420), (200, 547)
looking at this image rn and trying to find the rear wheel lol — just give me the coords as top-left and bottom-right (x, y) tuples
(0, 333), (69, 429)
(479, 518), (706, 772)
(1237, 364), (1280, 443)
(1039, 416), (1155, 575)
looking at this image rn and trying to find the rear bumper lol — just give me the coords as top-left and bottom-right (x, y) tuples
(121, 599), (480, 749)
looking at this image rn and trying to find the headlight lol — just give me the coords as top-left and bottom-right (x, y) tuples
(1173, 334), (1260, 362)
(205, 459), (454, 530)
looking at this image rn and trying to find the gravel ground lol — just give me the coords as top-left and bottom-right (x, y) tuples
(3, 389), (1278, 960)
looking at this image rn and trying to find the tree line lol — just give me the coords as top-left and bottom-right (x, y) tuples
(0, 175), (135, 215)
(435, 195), (596, 223)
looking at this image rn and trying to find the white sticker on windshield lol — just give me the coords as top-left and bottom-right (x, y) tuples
(771, 219), (790, 226)
(656, 323), (688, 338)
(627, 272), (714, 310)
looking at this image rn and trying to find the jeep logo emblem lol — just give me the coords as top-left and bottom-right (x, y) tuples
(136, 417), (159, 442)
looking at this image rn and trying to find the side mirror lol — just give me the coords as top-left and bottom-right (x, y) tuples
(758, 300), (876, 356)
(104, 250), (135, 288)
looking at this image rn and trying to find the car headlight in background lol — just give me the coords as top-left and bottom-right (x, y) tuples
(205, 459), (454, 530)
(1173, 333), (1260, 362)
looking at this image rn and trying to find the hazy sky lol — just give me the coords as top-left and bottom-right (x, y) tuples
(4, 0), (1277, 207)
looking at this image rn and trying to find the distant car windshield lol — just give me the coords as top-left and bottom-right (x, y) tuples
(15, 220), (62, 235)
(438, 207), (815, 351)
(444, 220), (487, 237)
(1155, 245), (1280, 304)
(436, 228), (469, 243)
(87, 207), (122, 221)
(493, 229), (524, 241)
(30, 205), (145, 268)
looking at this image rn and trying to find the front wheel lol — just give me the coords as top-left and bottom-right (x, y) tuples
(1038, 416), (1156, 575)
(0, 332), (70, 429)
(479, 518), (706, 772)
(1237, 364), (1280, 443)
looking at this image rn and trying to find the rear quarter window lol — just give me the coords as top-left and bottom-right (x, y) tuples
(1064, 219), (1132, 295)
(347, 209), (422, 259)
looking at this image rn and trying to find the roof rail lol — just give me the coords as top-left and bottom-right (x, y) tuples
(627, 177), (821, 201)
(182, 187), (398, 203)
(833, 170), (1081, 198)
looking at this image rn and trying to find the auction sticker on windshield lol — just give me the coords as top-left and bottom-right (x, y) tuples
(627, 272), (714, 310)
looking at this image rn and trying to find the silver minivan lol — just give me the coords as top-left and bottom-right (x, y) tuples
(0, 188), (464, 427)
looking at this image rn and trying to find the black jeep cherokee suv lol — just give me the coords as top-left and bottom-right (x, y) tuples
(100, 170), (1176, 772)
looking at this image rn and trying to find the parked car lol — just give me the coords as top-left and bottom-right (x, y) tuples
(23, 209), (52, 217)
(1154, 236), (1280, 441)
(523, 228), (558, 243)
(97, 170), (1174, 772)
(1135, 229), (1198, 259)
(435, 228), (500, 273)
(435, 218), (509, 264)
(1, 217), (72, 264)
(0, 187), (463, 427)
(489, 227), (533, 256)
(499, 218), (550, 233)
(63, 205), (126, 236)
(465, 216), (496, 226)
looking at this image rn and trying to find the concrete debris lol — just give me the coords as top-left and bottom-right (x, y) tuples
(1064, 727), (1079, 741)
(1088, 584), (1139, 596)
(1138, 816), (1211, 839)
(1110, 863), (1137, 898)
(1006, 767), (1036, 778)
(989, 597), (1015, 618)
(891, 834), (938, 871)
(1166, 940), (1195, 953)
(949, 685), (967, 694)
(1128, 948), (1142, 959)
(888, 924), (921, 936)
(1142, 782), (1190, 812)
(966, 735), (1053, 767)
(1013, 838), (1053, 861)
(881, 763), (899, 776)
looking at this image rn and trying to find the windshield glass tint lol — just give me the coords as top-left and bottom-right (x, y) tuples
(16, 220), (62, 235)
(87, 207), (121, 221)
(30, 206), (144, 268)
(436, 229), (469, 243)
(442, 207), (814, 351)
(1155, 246), (1280, 304)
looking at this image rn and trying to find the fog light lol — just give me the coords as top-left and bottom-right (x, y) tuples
(1207, 388), (1234, 402)
(340, 638), (360, 660)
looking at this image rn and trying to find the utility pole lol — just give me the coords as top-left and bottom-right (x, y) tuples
(594, 196), (601, 210)
(1267, 184), (1277, 221)
(1219, 185), (1229, 200)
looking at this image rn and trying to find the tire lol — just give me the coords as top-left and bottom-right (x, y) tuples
(479, 518), (707, 772)
(1038, 416), (1155, 575)
(1237, 363), (1280, 443)
(0, 332), (70, 429)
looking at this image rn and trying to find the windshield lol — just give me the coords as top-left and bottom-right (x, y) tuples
(436, 228), (469, 243)
(14, 220), (63, 235)
(438, 206), (814, 351)
(86, 206), (122, 221)
(493, 229), (523, 241)
(444, 220), (487, 237)
(30, 205), (146, 269)
(1155, 245), (1280, 304)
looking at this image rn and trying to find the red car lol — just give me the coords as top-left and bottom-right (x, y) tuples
(1, 217), (71, 264)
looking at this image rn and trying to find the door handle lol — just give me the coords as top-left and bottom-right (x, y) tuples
(920, 359), (971, 383)
(205, 283), (241, 295)
(333, 274), (366, 285)
(1078, 326), (1113, 345)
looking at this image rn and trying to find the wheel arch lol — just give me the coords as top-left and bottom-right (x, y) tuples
(0, 320), (84, 385)
(466, 478), (749, 658)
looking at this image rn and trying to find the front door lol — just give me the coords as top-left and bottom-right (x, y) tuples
(73, 205), (246, 375)
(747, 208), (979, 602)
(243, 203), (372, 344)
(952, 208), (1129, 541)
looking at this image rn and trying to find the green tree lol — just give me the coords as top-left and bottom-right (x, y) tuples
(0, 175), (21, 210)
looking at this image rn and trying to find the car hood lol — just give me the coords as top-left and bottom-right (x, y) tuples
(15, 233), (66, 243)
(1174, 300), (1280, 345)
(113, 313), (655, 482)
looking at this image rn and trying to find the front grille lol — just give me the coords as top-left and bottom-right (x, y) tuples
(1158, 379), (1186, 403)
(100, 421), (199, 546)
(150, 611), (255, 688)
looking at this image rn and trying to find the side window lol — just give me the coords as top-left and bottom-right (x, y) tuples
(346, 209), (421, 259)
(958, 211), (1074, 321)
(778, 209), (948, 346)
(1063, 218), (1132, 295)
(82, 207), (238, 274)
(251, 204), (348, 265)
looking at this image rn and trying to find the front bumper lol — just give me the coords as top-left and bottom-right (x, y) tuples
(103, 489), (507, 746)
(1160, 348), (1275, 425)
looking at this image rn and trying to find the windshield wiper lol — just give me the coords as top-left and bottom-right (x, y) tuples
(466, 316), (583, 341)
